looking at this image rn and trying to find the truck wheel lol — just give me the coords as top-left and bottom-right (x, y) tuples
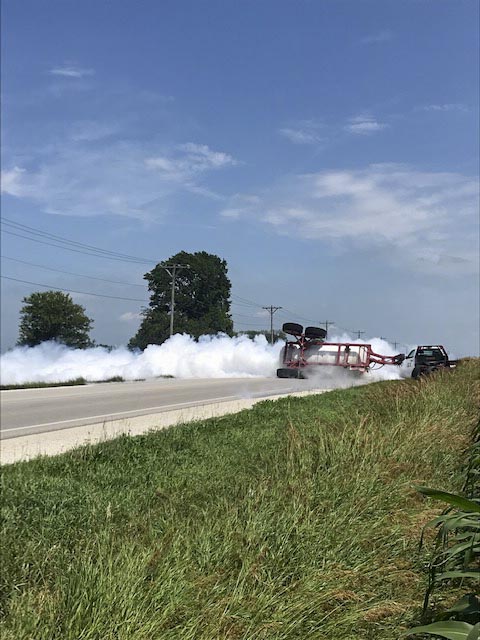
(412, 367), (421, 379)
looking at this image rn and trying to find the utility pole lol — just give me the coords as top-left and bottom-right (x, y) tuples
(320, 320), (335, 335)
(263, 305), (282, 344)
(162, 263), (189, 337)
(381, 337), (400, 349)
(354, 330), (365, 340)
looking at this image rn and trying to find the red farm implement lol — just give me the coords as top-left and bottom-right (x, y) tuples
(277, 323), (405, 379)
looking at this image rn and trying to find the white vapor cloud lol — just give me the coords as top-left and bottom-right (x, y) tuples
(220, 164), (479, 274)
(0, 333), (403, 385)
(49, 65), (95, 78)
(0, 334), (283, 384)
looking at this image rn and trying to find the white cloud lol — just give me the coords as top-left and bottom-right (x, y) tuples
(278, 120), (325, 145)
(220, 194), (260, 219)
(70, 121), (120, 142)
(279, 116), (387, 145)
(49, 65), (95, 78)
(360, 30), (393, 45)
(220, 165), (479, 274)
(419, 103), (469, 113)
(2, 139), (238, 220)
(177, 143), (237, 168)
(1, 166), (27, 196)
(145, 143), (237, 185)
(345, 115), (388, 135)
(120, 312), (142, 322)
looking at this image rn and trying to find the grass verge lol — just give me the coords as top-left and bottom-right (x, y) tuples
(1, 361), (478, 639)
(0, 377), (87, 390)
(0, 375), (176, 390)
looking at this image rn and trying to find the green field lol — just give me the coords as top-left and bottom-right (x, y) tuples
(1, 361), (478, 639)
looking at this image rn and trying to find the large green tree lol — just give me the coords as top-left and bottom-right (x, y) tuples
(129, 251), (233, 350)
(17, 291), (93, 348)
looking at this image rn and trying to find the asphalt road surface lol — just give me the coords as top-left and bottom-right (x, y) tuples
(1, 377), (314, 441)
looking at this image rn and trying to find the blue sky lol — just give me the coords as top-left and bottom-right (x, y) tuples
(1, 0), (479, 355)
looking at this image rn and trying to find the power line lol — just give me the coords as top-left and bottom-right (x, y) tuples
(233, 322), (270, 328)
(3, 270), (406, 346)
(230, 302), (260, 309)
(2, 229), (151, 264)
(1, 218), (154, 264)
(231, 293), (263, 308)
(1, 275), (149, 303)
(1, 219), (408, 347)
(277, 307), (320, 325)
(232, 312), (268, 320)
(1, 256), (145, 287)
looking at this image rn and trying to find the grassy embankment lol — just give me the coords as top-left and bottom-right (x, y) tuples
(1, 361), (478, 639)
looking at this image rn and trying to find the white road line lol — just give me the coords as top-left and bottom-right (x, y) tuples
(0, 379), (271, 403)
(1, 395), (241, 433)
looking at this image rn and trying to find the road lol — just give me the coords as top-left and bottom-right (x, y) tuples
(1, 377), (315, 441)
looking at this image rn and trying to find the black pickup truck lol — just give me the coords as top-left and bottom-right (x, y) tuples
(400, 345), (457, 378)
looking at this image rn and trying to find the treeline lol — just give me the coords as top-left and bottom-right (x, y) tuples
(14, 251), (274, 350)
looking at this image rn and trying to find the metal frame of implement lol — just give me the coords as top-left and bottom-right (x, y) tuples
(277, 323), (404, 378)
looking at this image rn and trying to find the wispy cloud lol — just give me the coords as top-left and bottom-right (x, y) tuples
(219, 194), (260, 219)
(345, 115), (388, 135)
(119, 312), (142, 322)
(1, 139), (238, 220)
(49, 65), (95, 78)
(279, 115), (387, 146)
(220, 165), (478, 274)
(0, 166), (26, 197)
(418, 103), (469, 113)
(70, 121), (121, 142)
(278, 120), (325, 145)
(145, 143), (238, 183)
(178, 143), (237, 169)
(360, 30), (393, 45)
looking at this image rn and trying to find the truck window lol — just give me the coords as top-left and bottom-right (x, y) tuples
(417, 348), (445, 361)
(406, 349), (416, 359)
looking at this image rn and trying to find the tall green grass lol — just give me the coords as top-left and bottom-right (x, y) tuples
(1, 361), (478, 639)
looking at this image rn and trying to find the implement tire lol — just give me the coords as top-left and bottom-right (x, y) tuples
(282, 323), (303, 336)
(305, 326), (327, 340)
(277, 368), (305, 379)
